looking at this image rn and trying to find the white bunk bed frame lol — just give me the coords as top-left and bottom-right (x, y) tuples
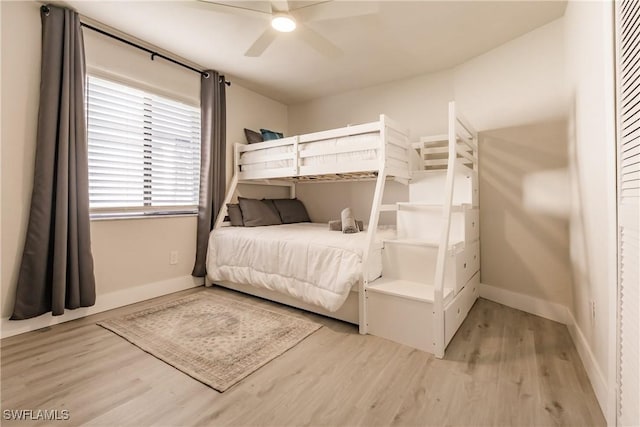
(432, 102), (478, 358)
(212, 114), (412, 324)
(209, 103), (478, 358)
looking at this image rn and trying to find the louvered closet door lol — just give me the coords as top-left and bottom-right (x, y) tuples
(616, 1), (640, 426)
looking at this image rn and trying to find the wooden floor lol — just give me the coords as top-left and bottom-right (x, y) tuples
(1, 286), (605, 426)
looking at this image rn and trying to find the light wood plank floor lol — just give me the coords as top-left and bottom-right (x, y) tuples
(1, 286), (605, 426)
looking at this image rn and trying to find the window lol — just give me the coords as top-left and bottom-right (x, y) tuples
(86, 75), (201, 217)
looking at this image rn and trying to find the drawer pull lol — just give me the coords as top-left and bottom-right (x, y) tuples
(463, 262), (467, 268)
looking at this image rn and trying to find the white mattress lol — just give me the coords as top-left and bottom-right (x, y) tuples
(206, 223), (395, 312)
(240, 132), (406, 172)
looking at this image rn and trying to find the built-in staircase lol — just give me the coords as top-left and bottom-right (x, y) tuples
(364, 102), (480, 358)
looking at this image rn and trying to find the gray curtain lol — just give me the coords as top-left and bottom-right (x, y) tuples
(192, 71), (227, 277)
(11, 5), (96, 320)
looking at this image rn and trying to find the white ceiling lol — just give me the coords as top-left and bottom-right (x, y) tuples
(67, 0), (567, 104)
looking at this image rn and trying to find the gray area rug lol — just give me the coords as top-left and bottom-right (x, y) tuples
(97, 291), (322, 392)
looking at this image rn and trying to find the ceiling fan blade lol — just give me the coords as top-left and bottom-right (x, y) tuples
(245, 28), (278, 57)
(270, 0), (291, 13)
(292, 1), (378, 23)
(297, 24), (341, 58)
(193, 0), (271, 20)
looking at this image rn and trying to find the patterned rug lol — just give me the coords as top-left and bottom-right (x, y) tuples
(97, 291), (322, 392)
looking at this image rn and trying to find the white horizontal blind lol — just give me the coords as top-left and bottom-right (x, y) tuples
(86, 75), (201, 216)
(616, 1), (640, 425)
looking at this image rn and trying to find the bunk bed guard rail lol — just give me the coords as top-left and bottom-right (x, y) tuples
(234, 115), (412, 182)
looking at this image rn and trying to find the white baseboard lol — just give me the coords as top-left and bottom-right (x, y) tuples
(479, 283), (610, 423)
(0, 275), (203, 339)
(479, 283), (569, 324)
(565, 310), (610, 424)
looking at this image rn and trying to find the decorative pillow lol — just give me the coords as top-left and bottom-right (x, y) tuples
(226, 203), (244, 226)
(244, 128), (264, 144)
(272, 198), (311, 224)
(260, 128), (284, 141)
(238, 197), (282, 227)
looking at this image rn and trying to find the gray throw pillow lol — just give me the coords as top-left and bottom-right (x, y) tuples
(238, 197), (282, 227)
(244, 128), (264, 144)
(227, 203), (244, 226)
(272, 199), (311, 224)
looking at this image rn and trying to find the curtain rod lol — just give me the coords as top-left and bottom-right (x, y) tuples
(40, 5), (230, 86)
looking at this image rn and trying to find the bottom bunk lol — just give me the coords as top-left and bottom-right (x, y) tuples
(207, 279), (359, 325)
(206, 222), (395, 313)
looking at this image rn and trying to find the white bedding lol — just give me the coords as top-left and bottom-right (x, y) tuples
(206, 223), (395, 312)
(240, 132), (405, 172)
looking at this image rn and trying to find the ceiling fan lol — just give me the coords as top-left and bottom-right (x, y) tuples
(194, 0), (379, 58)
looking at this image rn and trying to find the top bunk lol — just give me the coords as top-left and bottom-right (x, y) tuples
(234, 115), (413, 183)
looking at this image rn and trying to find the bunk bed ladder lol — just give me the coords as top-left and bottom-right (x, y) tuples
(433, 101), (478, 358)
(366, 103), (478, 356)
(360, 116), (389, 334)
(213, 144), (242, 230)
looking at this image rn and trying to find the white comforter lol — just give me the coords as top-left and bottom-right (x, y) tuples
(206, 223), (393, 312)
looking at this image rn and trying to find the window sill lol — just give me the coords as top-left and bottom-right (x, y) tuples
(90, 212), (198, 222)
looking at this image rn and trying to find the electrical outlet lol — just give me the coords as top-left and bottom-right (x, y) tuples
(170, 251), (179, 265)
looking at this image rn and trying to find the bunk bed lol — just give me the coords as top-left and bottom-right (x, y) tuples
(207, 114), (412, 326)
(205, 104), (479, 358)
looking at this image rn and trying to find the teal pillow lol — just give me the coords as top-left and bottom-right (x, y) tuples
(260, 129), (284, 141)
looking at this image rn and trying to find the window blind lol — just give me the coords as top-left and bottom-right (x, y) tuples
(86, 75), (201, 216)
(616, 1), (640, 425)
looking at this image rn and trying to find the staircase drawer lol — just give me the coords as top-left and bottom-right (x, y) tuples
(466, 240), (480, 278)
(465, 208), (479, 242)
(444, 271), (480, 346)
(453, 241), (479, 294)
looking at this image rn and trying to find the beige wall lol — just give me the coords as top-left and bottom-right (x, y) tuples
(290, 18), (571, 306)
(289, 70), (453, 139)
(479, 121), (571, 306)
(564, 0), (616, 418)
(297, 181), (409, 225)
(1, 1), (42, 319)
(453, 19), (566, 131)
(0, 1), (288, 322)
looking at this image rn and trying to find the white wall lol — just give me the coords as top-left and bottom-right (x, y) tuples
(0, 1), (288, 332)
(452, 19), (567, 131)
(478, 121), (572, 307)
(289, 70), (453, 139)
(290, 18), (572, 306)
(226, 83), (289, 200)
(1, 1), (43, 320)
(564, 0), (616, 421)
